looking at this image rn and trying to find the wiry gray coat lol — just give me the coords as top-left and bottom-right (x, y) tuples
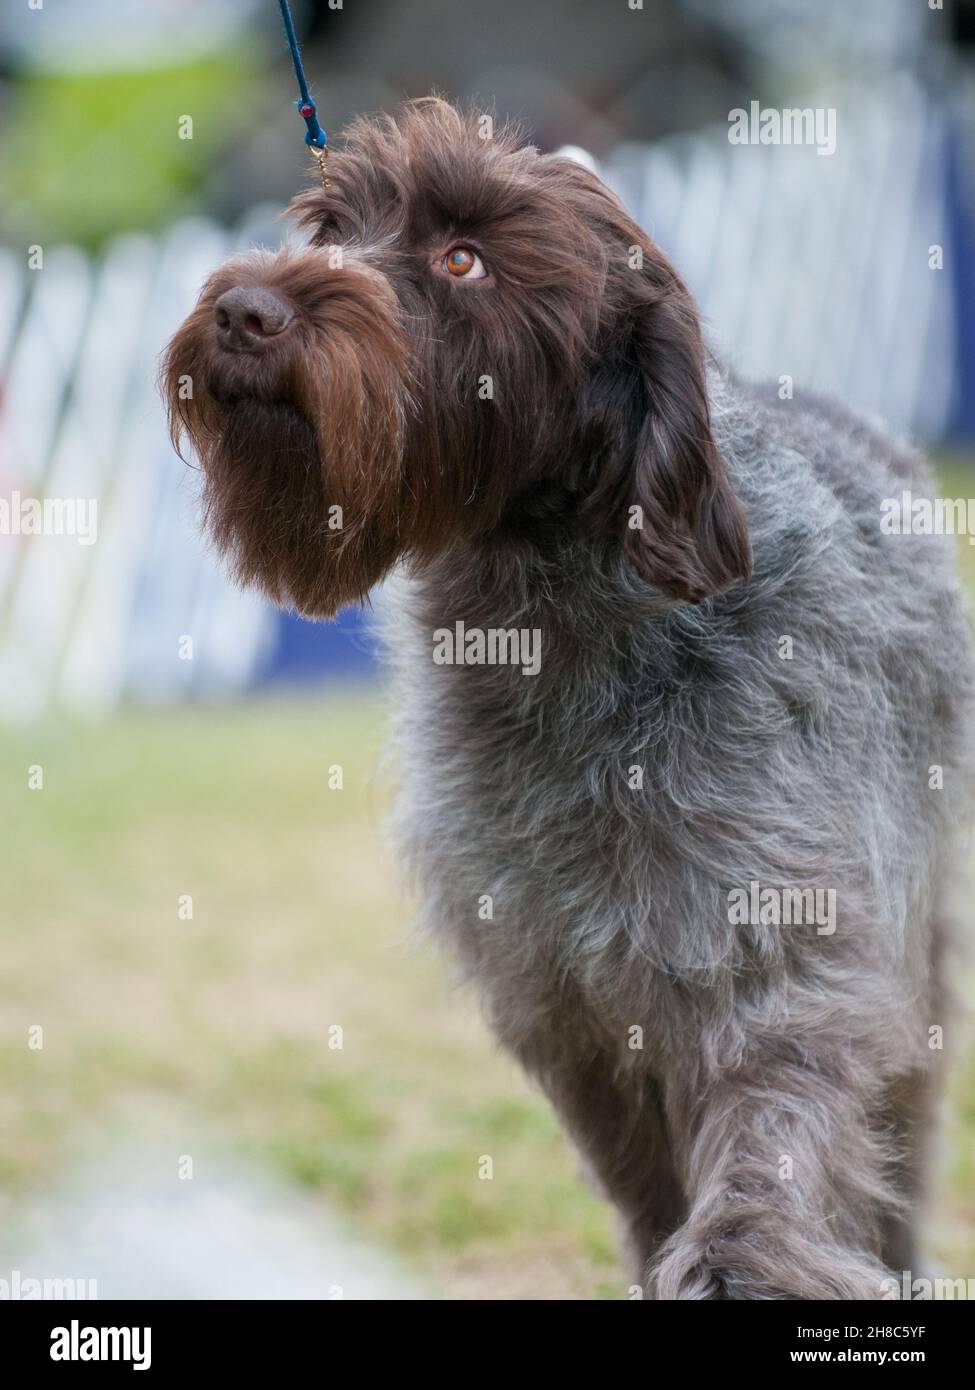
(387, 371), (974, 1299)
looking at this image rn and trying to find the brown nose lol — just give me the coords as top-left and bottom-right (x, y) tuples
(213, 285), (294, 351)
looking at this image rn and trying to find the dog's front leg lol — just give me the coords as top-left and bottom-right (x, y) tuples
(648, 1040), (898, 1300)
(543, 1059), (686, 1279)
(505, 1026), (686, 1281)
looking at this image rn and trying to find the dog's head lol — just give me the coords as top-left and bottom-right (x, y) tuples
(162, 98), (750, 616)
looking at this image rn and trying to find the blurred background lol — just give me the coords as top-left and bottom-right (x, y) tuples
(0, 0), (974, 1300)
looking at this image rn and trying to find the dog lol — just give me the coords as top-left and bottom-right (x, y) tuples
(163, 98), (974, 1299)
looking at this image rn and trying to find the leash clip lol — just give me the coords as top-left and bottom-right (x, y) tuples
(279, 0), (330, 187)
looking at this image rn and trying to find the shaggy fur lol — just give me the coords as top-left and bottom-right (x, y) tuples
(163, 98), (974, 1299)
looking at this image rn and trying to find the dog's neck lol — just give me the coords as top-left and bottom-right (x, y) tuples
(402, 512), (680, 700)
(397, 368), (755, 685)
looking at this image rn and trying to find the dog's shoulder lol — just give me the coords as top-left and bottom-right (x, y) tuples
(725, 372), (934, 497)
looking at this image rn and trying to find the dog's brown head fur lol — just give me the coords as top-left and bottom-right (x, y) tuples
(162, 97), (750, 615)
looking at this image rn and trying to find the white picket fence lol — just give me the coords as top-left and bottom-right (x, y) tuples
(0, 87), (963, 720)
(0, 208), (285, 722)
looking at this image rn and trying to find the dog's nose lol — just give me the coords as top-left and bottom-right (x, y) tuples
(213, 286), (294, 351)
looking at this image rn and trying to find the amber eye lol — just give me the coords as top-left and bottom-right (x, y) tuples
(441, 245), (487, 280)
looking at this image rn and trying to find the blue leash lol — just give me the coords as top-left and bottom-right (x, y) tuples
(277, 0), (331, 186)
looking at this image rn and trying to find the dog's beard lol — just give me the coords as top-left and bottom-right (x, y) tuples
(162, 253), (412, 617)
(202, 397), (407, 617)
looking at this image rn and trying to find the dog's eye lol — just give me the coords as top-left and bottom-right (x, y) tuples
(441, 245), (487, 280)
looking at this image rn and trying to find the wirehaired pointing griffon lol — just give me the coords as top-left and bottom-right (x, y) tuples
(164, 99), (974, 1300)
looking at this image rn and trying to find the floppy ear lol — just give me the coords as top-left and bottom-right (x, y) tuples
(583, 263), (751, 603)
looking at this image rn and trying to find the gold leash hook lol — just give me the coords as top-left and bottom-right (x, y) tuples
(314, 146), (332, 191)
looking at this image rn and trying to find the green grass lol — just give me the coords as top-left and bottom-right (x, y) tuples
(0, 695), (617, 1299)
